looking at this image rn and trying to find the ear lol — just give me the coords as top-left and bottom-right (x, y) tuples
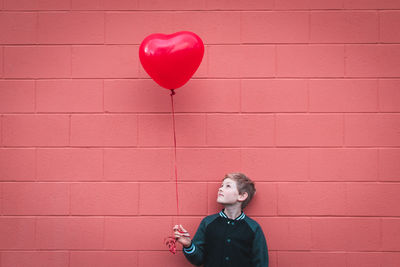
(238, 192), (248, 202)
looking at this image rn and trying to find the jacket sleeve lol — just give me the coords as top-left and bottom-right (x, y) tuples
(251, 225), (269, 267)
(183, 218), (207, 266)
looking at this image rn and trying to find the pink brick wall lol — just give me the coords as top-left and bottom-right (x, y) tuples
(1, 0), (400, 266)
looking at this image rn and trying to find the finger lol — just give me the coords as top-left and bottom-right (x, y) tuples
(179, 225), (188, 233)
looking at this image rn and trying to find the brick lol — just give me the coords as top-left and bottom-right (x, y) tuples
(38, 12), (104, 44)
(311, 218), (380, 251)
(175, 79), (240, 112)
(36, 217), (103, 249)
(71, 114), (137, 147)
(105, 79), (240, 113)
(0, 80), (35, 113)
(345, 45), (379, 77)
(241, 79), (308, 112)
(104, 217), (173, 250)
(241, 11), (309, 43)
(3, 0), (70, 10)
(346, 253), (381, 267)
(0, 12), (36, 44)
(72, 45), (138, 78)
(104, 148), (173, 181)
(2, 182), (69, 215)
(275, 0), (344, 9)
(206, 114), (274, 147)
(309, 148), (378, 181)
(71, 0), (138, 10)
(382, 253), (400, 267)
(2, 115), (69, 147)
(71, 182), (139, 215)
(106, 12), (171, 44)
(344, 0), (400, 9)
(237, 182), (277, 216)
(2, 252), (69, 267)
(0, 46), (3, 77)
(70, 251), (138, 267)
(172, 12), (240, 44)
(257, 217), (312, 250)
(37, 148), (103, 181)
(242, 148), (309, 181)
(309, 79), (378, 112)
(208, 45), (275, 78)
(138, 114), (206, 147)
(139, 0), (205, 10)
(346, 183), (400, 216)
(140, 182), (207, 216)
(0, 217), (35, 249)
(106, 12), (240, 44)
(4, 46), (71, 78)
(278, 182), (346, 215)
(36, 79), (103, 113)
(0, 115), (2, 145)
(277, 252), (346, 267)
(138, 251), (188, 267)
(0, 114), (2, 144)
(381, 11), (400, 43)
(310, 11), (378, 43)
(208, 182), (223, 214)
(382, 219), (400, 251)
(276, 114), (343, 147)
(379, 79), (400, 112)
(379, 149), (400, 182)
(346, 45), (400, 77)
(344, 114), (400, 146)
(104, 79), (170, 112)
(176, 148), (241, 181)
(0, 149), (35, 181)
(277, 45), (344, 77)
(269, 252), (277, 267)
(205, 0), (274, 10)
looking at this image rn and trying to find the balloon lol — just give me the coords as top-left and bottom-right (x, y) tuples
(139, 31), (204, 90)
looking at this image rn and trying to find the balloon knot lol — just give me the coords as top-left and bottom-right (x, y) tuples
(170, 89), (176, 96)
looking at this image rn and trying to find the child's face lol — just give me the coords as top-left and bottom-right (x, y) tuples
(217, 178), (241, 206)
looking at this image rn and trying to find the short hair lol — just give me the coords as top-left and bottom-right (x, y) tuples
(223, 172), (256, 209)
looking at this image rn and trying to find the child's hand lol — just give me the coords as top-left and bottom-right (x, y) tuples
(173, 224), (192, 248)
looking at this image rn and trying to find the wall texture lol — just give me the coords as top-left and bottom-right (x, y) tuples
(1, 0), (400, 266)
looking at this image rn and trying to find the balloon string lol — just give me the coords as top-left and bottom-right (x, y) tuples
(170, 89), (179, 219)
(165, 88), (179, 255)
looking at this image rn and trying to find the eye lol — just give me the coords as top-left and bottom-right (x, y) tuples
(227, 185), (231, 188)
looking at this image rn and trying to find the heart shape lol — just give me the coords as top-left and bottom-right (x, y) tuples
(139, 31), (204, 90)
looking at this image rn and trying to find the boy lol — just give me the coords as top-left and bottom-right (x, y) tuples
(173, 172), (269, 267)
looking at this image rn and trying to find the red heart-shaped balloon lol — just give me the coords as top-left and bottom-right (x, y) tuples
(139, 31), (204, 90)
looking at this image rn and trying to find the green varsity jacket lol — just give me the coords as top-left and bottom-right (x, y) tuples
(183, 210), (269, 267)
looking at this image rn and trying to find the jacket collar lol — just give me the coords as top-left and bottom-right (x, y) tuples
(219, 210), (246, 221)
